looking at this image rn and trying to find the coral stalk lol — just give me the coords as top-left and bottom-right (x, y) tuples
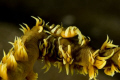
(0, 16), (120, 80)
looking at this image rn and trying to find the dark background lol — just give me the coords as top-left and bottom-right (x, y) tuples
(0, 0), (120, 80)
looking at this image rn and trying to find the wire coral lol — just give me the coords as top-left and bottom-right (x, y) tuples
(0, 16), (120, 80)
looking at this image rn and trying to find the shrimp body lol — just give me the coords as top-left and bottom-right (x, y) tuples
(48, 24), (84, 44)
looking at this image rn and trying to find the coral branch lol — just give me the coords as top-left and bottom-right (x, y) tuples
(0, 16), (120, 80)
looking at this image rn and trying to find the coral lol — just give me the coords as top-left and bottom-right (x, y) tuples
(0, 16), (120, 80)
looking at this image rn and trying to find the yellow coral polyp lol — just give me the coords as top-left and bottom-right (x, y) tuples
(101, 35), (118, 50)
(94, 50), (114, 70)
(94, 59), (106, 69)
(79, 66), (88, 75)
(9, 37), (28, 61)
(42, 60), (51, 73)
(19, 23), (30, 34)
(31, 16), (43, 26)
(104, 64), (120, 76)
(2, 50), (7, 63)
(88, 65), (98, 80)
(54, 61), (63, 73)
(88, 50), (98, 80)
(6, 53), (17, 70)
(31, 16), (44, 33)
(40, 35), (52, 57)
(14, 45), (28, 61)
(0, 63), (8, 80)
(97, 50), (114, 60)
